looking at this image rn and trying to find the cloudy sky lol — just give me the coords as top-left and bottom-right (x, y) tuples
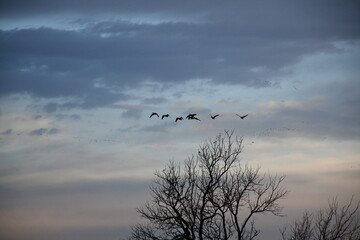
(0, 1), (359, 239)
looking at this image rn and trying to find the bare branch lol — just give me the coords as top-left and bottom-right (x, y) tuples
(282, 196), (360, 240)
(128, 131), (288, 240)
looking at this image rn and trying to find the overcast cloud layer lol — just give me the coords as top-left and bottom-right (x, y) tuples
(0, 1), (360, 240)
(1, 0), (359, 109)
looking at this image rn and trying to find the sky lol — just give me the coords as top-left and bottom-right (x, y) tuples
(0, 1), (360, 239)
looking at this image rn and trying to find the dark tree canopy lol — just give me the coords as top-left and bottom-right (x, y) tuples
(127, 131), (288, 240)
(281, 197), (360, 240)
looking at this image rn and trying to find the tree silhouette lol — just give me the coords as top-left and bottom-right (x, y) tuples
(280, 197), (360, 240)
(127, 131), (288, 240)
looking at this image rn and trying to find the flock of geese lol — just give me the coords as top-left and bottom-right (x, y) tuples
(149, 112), (248, 122)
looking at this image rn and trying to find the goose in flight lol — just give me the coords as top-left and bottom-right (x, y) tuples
(210, 114), (219, 119)
(191, 116), (201, 121)
(161, 114), (170, 119)
(236, 114), (248, 119)
(149, 112), (159, 118)
(175, 117), (183, 122)
(186, 113), (197, 120)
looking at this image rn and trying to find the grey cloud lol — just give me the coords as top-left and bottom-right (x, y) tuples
(55, 113), (81, 120)
(28, 128), (60, 136)
(142, 97), (168, 105)
(112, 104), (156, 119)
(216, 98), (243, 105)
(0, 28), (130, 110)
(117, 125), (141, 133)
(1, 129), (12, 135)
(55, 114), (68, 119)
(43, 102), (80, 113)
(48, 128), (60, 134)
(80, 90), (128, 109)
(28, 128), (48, 136)
(140, 123), (168, 133)
(70, 114), (81, 120)
(40, 93), (129, 113)
(43, 102), (59, 113)
(1, 1), (359, 32)
(0, 1), (359, 112)
(0, 18), (356, 85)
(119, 106), (144, 119)
(254, 102), (360, 140)
(121, 108), (142, 119)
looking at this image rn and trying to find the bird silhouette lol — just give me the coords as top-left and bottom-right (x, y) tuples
(175, 117), (183, 122)
(186, 113), (197, 120)
(210, 114), (219, 119)
(149, 112), (159, 118)
(191, 116), (201, 121)
(161, 114), (170, 119)
(236, 114), (248, 119)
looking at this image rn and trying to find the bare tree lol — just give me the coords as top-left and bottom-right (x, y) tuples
(281, 197), (360, 240)
(127, 130), (288, 240)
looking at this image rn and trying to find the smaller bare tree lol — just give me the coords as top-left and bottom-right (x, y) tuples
(281, 197), (360, 240)
(127, 130), (288, 240)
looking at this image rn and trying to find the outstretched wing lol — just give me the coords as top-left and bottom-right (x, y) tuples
(236, 113), (248, 119)
(150, 112), (159, 118)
